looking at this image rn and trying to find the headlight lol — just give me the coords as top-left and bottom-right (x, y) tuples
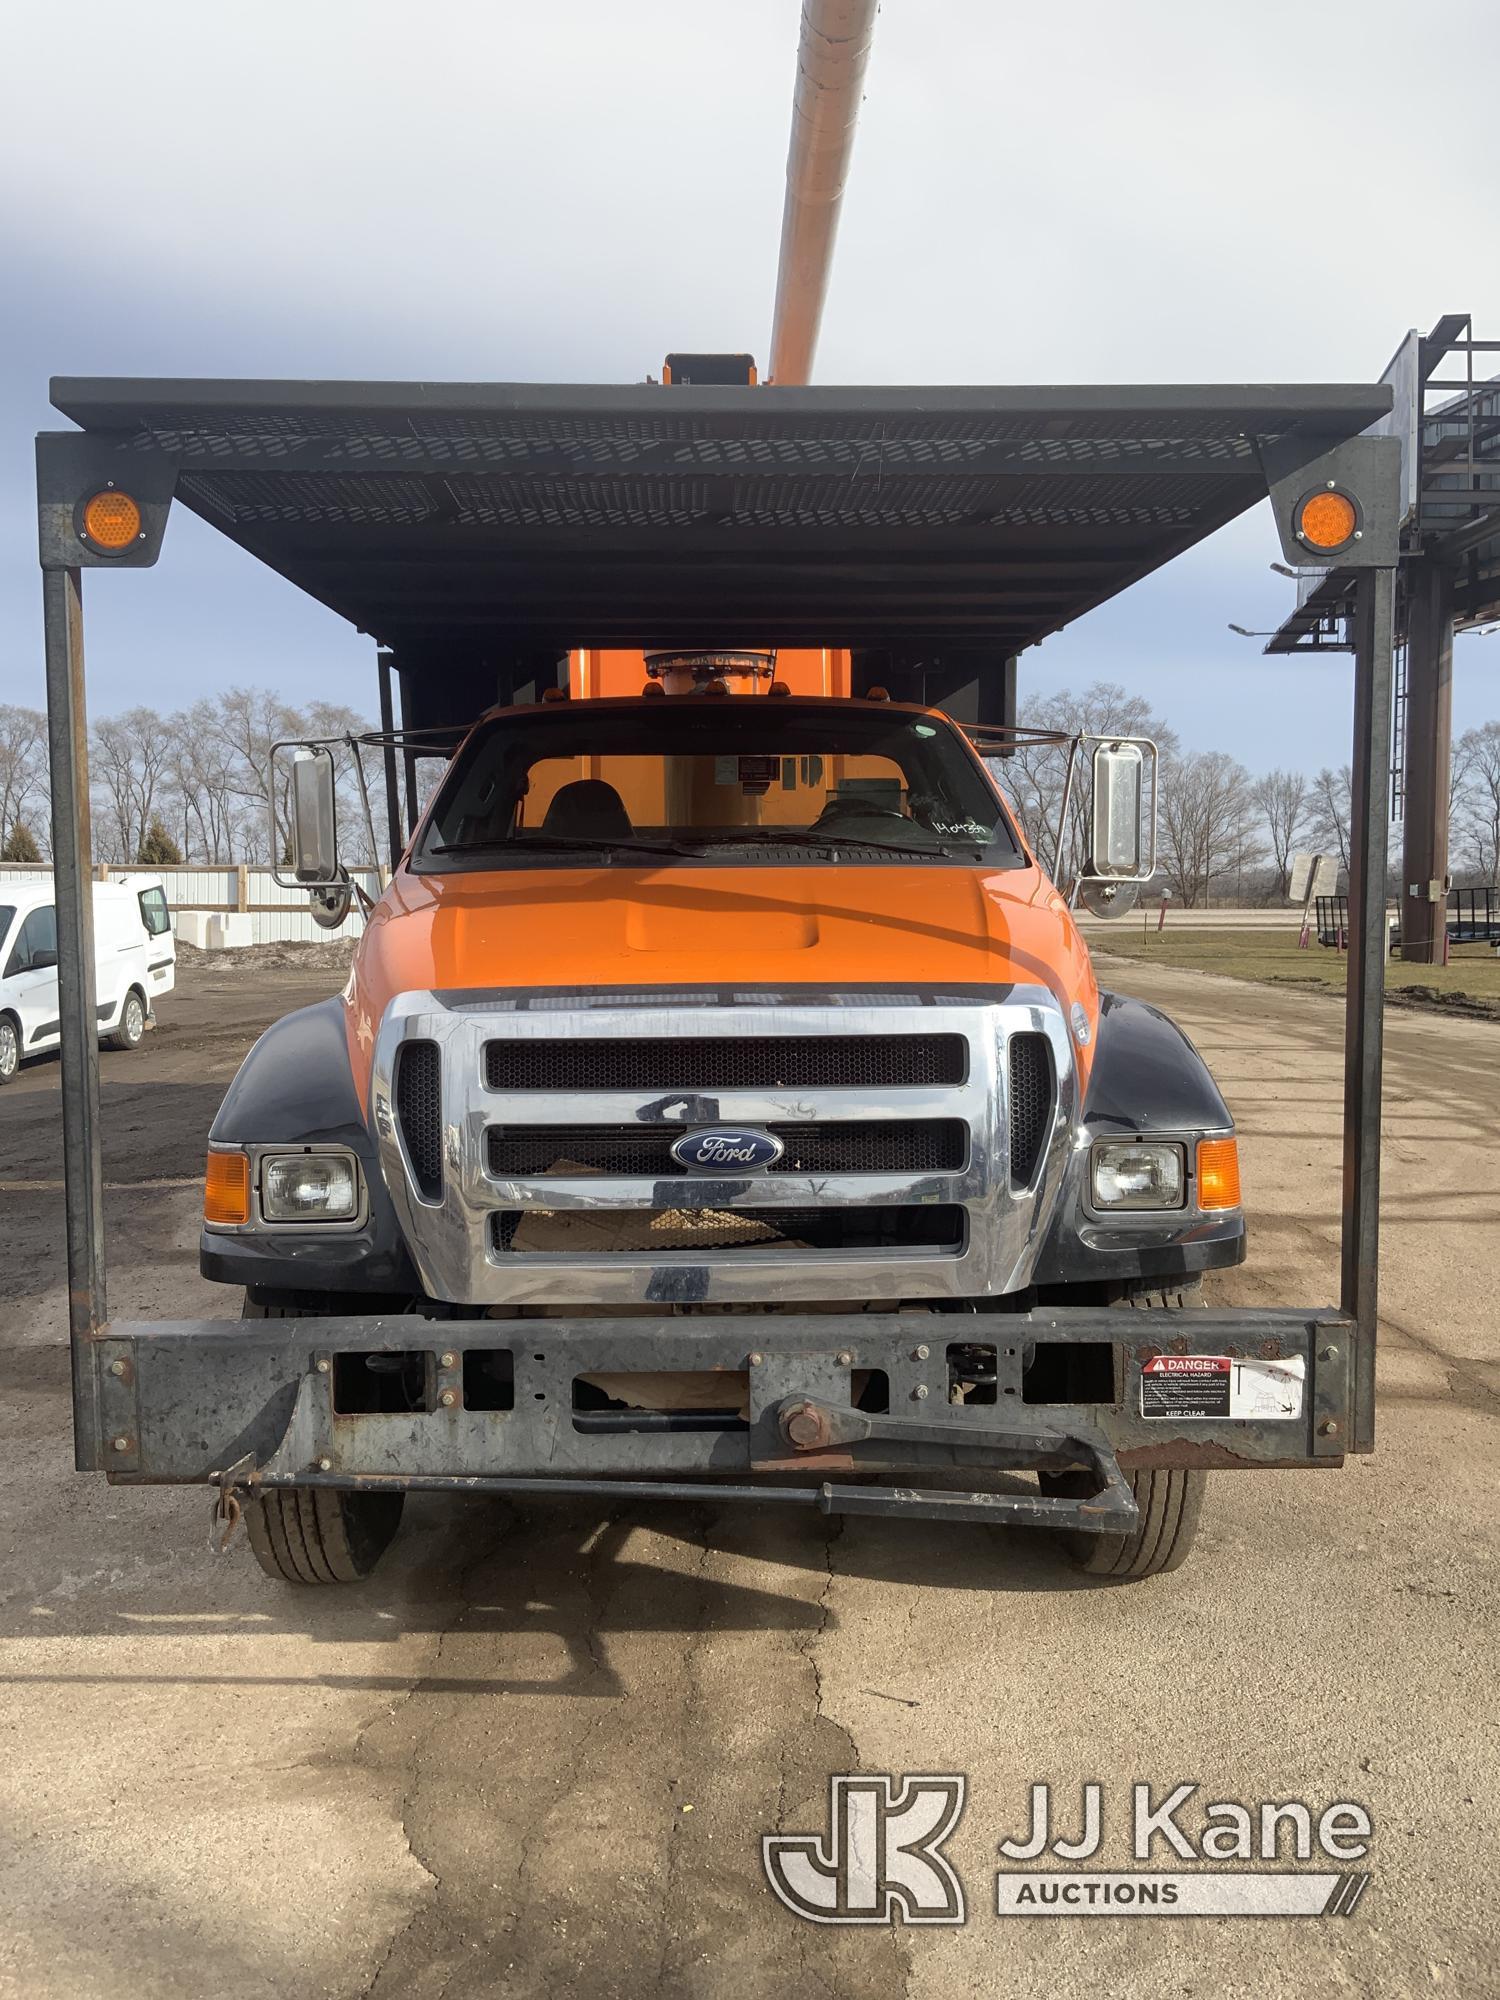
(261, 1152), (359, 1222)
(1091, 1141), (1185, 1211)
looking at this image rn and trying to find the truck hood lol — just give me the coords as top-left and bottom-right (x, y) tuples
(344, 863), (1097, 1103)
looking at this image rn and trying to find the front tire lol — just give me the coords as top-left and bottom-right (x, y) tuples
(104, 989), (145, 1052)
(241, 1289), (406, 1584)
(1040, 1465), (1206, 1579)
(1041, 1278), (1209, 1579)
(0, 1017), (18, 1085)
(245, 1484), (405, 1585)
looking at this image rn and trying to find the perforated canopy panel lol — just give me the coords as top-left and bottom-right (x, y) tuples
(49, 378), (1389, 656)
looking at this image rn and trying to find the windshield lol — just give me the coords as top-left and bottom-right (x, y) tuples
(415, 702), (1022, 870)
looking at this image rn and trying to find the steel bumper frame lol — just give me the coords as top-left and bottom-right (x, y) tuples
(92, 1306), (1351, 1536)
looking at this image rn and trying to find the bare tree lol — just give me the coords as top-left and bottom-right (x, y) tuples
(1454, 720), (1500, 880)
(218, 685), (298, 833)
(163, 700), (248, 862)
(1305, 765), (1352, 878)
(0, 705), (49, 859)
(1252, 768), (1310, 900)
(91, 708), (175, 863)
(1157, 750), (1261, 907)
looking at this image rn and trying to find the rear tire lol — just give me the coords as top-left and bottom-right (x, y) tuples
(0, 1017), (18, 1085)
(1040, 1278), (1209, 1579)
(104, 989), (145, 1052)
(240, 1288), (406, 1584)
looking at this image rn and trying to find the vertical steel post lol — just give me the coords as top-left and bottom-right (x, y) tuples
(1399, 559), (1454, 964)
(41, 566), (108, 1469)
(376, 651), (403, 870)
(396, 664), (420, 840)
(980, 655), (1019, 734)
(1341, 565), (1395, 1453)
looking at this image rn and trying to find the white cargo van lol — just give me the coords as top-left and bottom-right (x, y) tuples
(0, 876), (175, 1084)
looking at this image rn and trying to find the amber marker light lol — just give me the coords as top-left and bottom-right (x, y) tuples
(1196, 1137), (1242, 1211)
(1296, 488), (1358, 552)
(80, 488), (142, 551)
(204, 1150), (251, 1226)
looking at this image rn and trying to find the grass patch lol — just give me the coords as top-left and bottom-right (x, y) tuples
(1088, 925), (1500, 1018)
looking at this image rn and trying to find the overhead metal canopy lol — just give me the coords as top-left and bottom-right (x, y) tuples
(1264, 567), (1367, 655)
(47, 377), (1389, 657)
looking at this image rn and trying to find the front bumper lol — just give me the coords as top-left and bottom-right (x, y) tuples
(90, 1306), (1354, 1533)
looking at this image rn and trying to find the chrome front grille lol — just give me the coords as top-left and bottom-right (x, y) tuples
(395, 1041), (443, 1201)
(371, 992), (1073, 1307)
(483, 1032), (968, 1092)
(486, 1119), (969, 1179)
(1008, 1033), (1053, 1185)
(492, 1205), (967, 1255)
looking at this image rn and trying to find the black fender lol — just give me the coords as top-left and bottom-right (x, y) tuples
(1032, 990), (1246, 1290)
(199, 998), (419, 1296)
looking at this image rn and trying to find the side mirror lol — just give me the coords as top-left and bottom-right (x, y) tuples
(271, 735), (376, 933)
(1089, 740), (1153, 881)
(290, 749), (339, 885)
(31, 947), (59, 972)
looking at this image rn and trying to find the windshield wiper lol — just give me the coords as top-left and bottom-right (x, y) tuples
(709, 829), (957, 860)
(431, 834), (708, 860)
(432, 829), (976, 863)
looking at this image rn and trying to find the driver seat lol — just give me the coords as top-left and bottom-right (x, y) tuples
(541, 779), (633, 841)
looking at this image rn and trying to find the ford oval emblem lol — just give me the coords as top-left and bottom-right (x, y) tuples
(670, 1126), (785, 1173)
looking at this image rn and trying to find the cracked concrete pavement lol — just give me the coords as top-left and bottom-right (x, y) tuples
(0, 952), (1496, 1998)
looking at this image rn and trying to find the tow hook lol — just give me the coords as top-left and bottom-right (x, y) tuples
(207, 1450), (259, 1555)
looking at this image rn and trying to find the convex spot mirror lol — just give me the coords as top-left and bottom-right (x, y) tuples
(1088, 739), (1155, 882)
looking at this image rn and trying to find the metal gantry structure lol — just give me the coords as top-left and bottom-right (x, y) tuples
(37, 378), (1404, 1474)
(1267, 315), (1500, 963)
(32, 0), (1411, 1499)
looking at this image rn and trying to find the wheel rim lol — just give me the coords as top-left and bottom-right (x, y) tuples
(0, 1026), (16, 1077)
(125, 997), (143, 1041)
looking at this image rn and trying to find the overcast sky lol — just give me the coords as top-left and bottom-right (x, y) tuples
(3, 0), (1496, 771)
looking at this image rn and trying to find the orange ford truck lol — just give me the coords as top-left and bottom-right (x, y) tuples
(36, 373), (1399, 1585)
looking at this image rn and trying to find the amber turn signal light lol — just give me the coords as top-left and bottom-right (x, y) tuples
(81, 489), (142, 551)
(1196, 1137), (1241, 1211)
(204, 1150), (251, 1226)
(1296, 489), (1358, 552)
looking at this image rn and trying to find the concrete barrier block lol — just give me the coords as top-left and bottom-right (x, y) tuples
(206, 913), (254, 949)
(173, 910), (214, 950)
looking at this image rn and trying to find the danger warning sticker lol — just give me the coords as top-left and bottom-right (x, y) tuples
(1140, 1354), (1305, 1421)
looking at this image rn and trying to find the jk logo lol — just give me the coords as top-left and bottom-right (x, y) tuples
(762, 1775), (967, 1925)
